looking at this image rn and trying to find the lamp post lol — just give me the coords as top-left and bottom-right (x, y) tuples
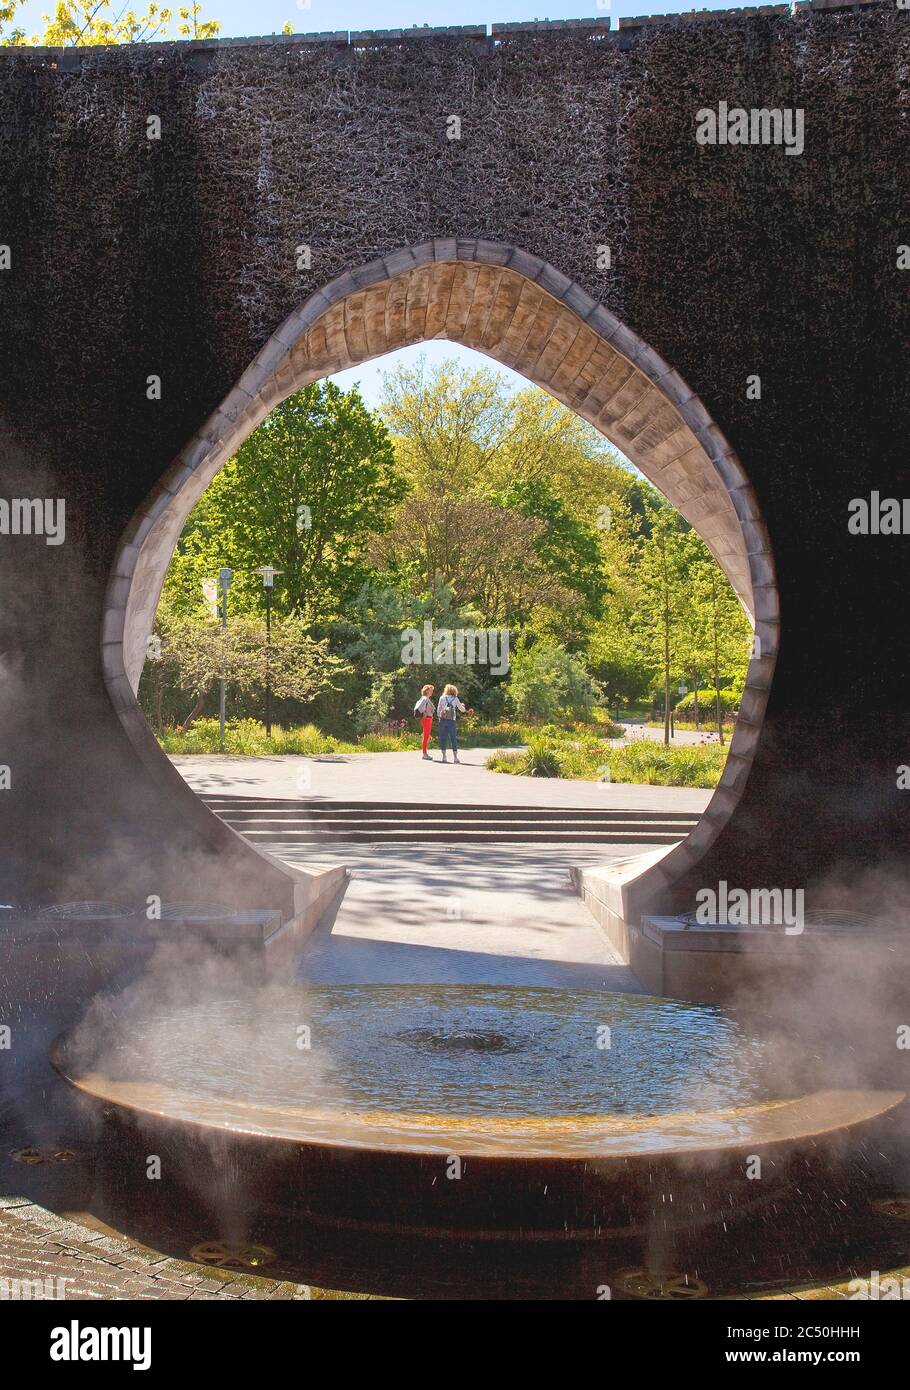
(254, 566), (282, 738)
(218, 567), (233, 752)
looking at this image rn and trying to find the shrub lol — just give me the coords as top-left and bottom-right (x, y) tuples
(483, 738), (563, 778)
(521, 738), (563, 778)
(484, 750), (527, 775)
(675, 687), (740, 714)
(353, 673), (395, 734)
(505, 644), (600, 722)
(487, 736), (726, 788)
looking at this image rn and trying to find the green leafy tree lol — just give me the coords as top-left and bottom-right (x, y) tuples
(505, 642), (600, 723)
(367, 491), (574, 627)
(485, 384), (628, 519)
(489, 478), (609, 622)
(340, 581), (489, 727)
(2, 0), (219, 44)
(672, 530), (718, 729)
(634, 502), (690, 743)
(379, 356), (512, 499)
(686, 545), (752, 744)
(379, 355), (629, 520)
(145, 602), (349, 730)
(164, 382), (407, 624)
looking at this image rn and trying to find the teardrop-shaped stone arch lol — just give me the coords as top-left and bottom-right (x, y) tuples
(102, 239), (778, 929)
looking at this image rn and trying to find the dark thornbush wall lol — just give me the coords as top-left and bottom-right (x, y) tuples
(0, 8), (907, 905)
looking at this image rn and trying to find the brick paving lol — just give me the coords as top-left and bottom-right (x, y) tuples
(5, 1190), (908, 1301)
(0, 1195), (313, 1301)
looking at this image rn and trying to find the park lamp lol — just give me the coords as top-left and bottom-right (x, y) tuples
(218, 567), (233, 622)
(216, 568), (233, 751)
(253, 566), (282, 739)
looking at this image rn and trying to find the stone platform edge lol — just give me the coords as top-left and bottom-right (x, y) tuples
(572, 860), (910, 1005)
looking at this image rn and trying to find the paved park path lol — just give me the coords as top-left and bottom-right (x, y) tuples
(174, 752), (711, 991)
(172, 748), (712, 810)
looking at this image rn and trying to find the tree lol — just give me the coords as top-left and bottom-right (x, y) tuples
(505, 642), (600, 723)
(374, 359), (620, 628)
(673, 531), (717, 729)
(0, 1), (24, 42)
(634, 502), (690, 743)
(379, 355), (630, 522)
(587, 611), (655, 714)
(164, 382), (407, 624)
(489, 478), (609, 622)
(2, 0), (219, 45)
(379, 356), (513, 500)
(585, 477), (654, 712)
(367, 493), (575, 627)
(484, 384), (629, 518)
(339, 581), (491, 728)
(687, 547), (751, 744)
(148, 603), (349, 730)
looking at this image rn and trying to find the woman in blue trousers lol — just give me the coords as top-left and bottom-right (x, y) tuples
(436, 684), (467, 763)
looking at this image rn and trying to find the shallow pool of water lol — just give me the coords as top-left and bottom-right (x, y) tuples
(66, 983), (789, 1121)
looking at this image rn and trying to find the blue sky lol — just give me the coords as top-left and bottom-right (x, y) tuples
(17, 0), (748, 42)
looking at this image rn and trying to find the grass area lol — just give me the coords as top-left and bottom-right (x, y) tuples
(156, 714), (720, 786)
(486, 736), (728, 788)
(156, 715), (623, 757)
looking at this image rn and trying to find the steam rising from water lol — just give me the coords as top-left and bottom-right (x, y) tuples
(68, 962), (805, 1126)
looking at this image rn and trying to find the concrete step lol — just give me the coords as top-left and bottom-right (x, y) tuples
(202, 796), (698, 845)
(203, 798), (698, 822)
(226, 828), (689, 844)
(216, 811), (694, 822)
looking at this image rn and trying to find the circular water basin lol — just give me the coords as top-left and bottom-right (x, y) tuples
(52, 984), (902, 1159)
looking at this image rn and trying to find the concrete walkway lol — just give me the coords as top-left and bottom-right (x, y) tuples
(172, 755), (708, 991)
(172, 751), (712, 812)
(282, 844), (647, 991)
(619, 721), (726, 746)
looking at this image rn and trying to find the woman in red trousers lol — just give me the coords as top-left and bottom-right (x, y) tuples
(414, 684), (436, 760)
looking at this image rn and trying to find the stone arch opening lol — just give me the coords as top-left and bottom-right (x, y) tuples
(102, 239), (778, 929)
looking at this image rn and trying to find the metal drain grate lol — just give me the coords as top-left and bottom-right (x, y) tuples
(157, 903), (238, 922)
(10, 1147), (79, 1165)
(38, 901), (133, 921)
(189, 1240), (276, 1270)
(611, 1267), (709, 1300)
(871, 1196), (910, 1221)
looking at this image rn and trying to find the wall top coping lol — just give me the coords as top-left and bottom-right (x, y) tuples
(0, 0), (885, 63)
